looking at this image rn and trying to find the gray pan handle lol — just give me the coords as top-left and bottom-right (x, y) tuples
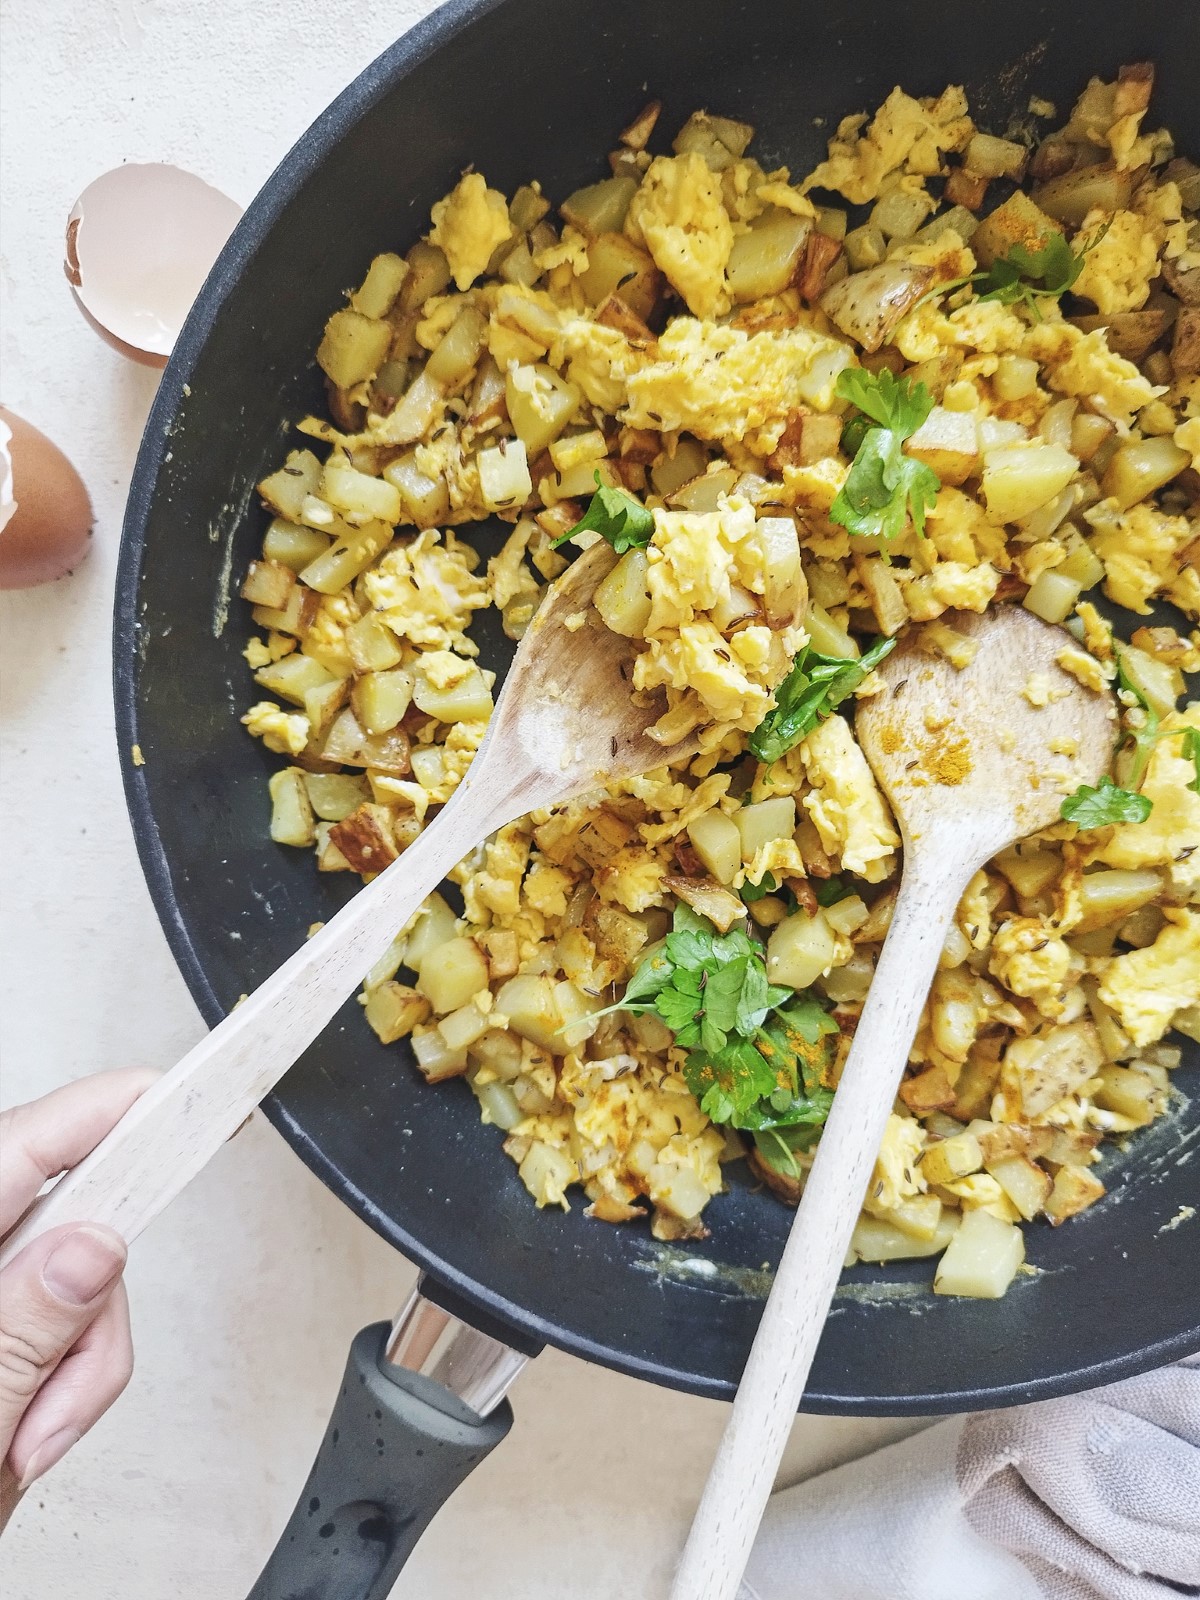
(247, 1319), (515, 1600)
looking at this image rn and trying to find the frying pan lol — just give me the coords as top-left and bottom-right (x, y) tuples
(114, 0), (1200, 1591)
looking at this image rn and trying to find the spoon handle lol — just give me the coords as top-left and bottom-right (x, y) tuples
(0, 766), (515, 1270)
(669, 843), (978, 1600)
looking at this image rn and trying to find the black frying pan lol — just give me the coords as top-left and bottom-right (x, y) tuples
(114, 0), (1200, 1591)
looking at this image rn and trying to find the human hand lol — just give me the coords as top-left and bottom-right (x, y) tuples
(0, 1069), (157, 1529)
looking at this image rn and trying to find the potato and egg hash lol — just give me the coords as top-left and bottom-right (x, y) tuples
(241, 67), (1200, 1299)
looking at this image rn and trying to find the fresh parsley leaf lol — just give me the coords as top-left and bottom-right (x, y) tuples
(1180, 727), (1200, 795)
(814, 875), (849, 906)
(550, 472), (654, 553)
(1061, 776), (1153, 828)
(749, 635), (896, 765)
(830, 369), (940, 548)
(923, 224), (1107, 323)
(752, 1121), (825, 1179)
(740, 870), (778, 903)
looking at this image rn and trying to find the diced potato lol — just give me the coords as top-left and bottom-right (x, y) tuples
(258, 449), (322, 521)
(755, 517), (807, 629)
(1100, 438), (1189, 511)
(1057, 540), (1106, 589)
(904, 406), (979, 486)
(993, 355), (1040, 402)
(251, 584), (319, 641)
(914, 205), (978, 245)
(411, 1026), (469, 1083)
(964, 133), (1028, 180)
(383, 451), (450, 527)
(994, 842), (1062, 901)
(666, 464), (739, 514)
(320, 708), (410, 775)
(425, 305), (489, 389)
(303, 772), (370, 821)
(364, 981), (429, 1045)
(934, 1206), (1025, 1298)
(469, 1027), (524, 1078)
(477, 439), (532, 512)
(561, 175), (638, 236)
(577, 232), (660, 319)
(1001, 1020), (1104, 1119)
(1070, 869), (1162, 935)
(517, 1140), (577, 1207)
(240, 558), (296, 610)
(262, 518), (332, 572)
(1174, 308), (1200, 377)
(850, 1209), (959, 1263)
(345, 614), (402, 674)
(495, 973), (564, 1052)
(352, 668), (415, 735)
(650, 438), (708, 497)
(1032, 163), (1135, 228)
(1069, 309), (1174, 363)
(971, 190), (1059, 268)
(302, 678), (349, 740)
(1044, 1164), (1106, 1225)
(843, 224), (887, 271)
(412, 663), (493, 723)
(863, 1193), (944, 1241)
(819, 262), (933, 353)
(593, 548), (651, 638)
(267, 768), (316, 847)
(472, 1075), (524, 1132)
(417, 936), (489, 1015)
(920, 1131), (984, 1187)
(985, 1153), (1052, 1220)
(321, 462), (403, 524)
(386, 371), (446, 446)
(981, 442), (1078, 523)
(683, 809), (742, 886)
(735, 797), (796, 860)
(804, 603), (858, 660)
(726, 209), (813, 303)
(1023, 568), (1083, 625)
(869, 184), (935, 240)
(398, 240), (452, 313)
(854, 555), (908, 636)
(1117, 644), (1182, 719)
(328, 804), (399, 875)
(254, 653), (335, 706)
(1093, 1063), (1166, 1127)
(299, 521), (393, 594)
(899, 1064), (957, 1115)
(351, 252), (409, 319)
(823, 895), (868, 937)
(404, 892), (459, 970)
(767, 910), (837, 990)
(438, 1000), (493, 1053)
(506, 363), (583, 456)
(317, 309), (392, 389)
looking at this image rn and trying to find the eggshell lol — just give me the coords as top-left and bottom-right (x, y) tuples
(65, 164), (242, 366)
(0, 408), (94, 589)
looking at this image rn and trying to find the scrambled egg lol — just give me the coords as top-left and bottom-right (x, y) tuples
(625, 153), (733, 318)
(429, 173), (513, 291)
(239, 72), (1199, 1270)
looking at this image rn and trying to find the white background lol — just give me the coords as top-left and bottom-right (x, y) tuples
(0, 3), (925, 1595)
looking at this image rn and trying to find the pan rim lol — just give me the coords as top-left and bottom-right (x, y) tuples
(112, 0), (1200, 1411)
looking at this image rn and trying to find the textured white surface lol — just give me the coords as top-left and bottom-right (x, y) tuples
(0, 3), (925, 1596)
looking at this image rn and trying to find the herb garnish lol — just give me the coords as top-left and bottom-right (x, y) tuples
(1181, 727), (1200, 795)
(740, 871), (778, 903)
(926, 223), (1107, 322)
(749, 635), (896, 765)
(601, 904), (837, 1145)
(1060, 776), (1152, 828)
(551, 472), (655, 553)
(829, 369), (941, 548)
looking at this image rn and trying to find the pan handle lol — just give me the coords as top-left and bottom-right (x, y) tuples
(248, 1287), (535, 1600)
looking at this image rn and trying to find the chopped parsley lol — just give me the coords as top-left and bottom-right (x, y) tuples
(829, 368), (941, 548)
(551, 472), (654, 553)
(749, 634), (896, 765)
(603, 903), (837, 1139)
(740, 871), (778, 903)
(1060, 776), (1152, 829)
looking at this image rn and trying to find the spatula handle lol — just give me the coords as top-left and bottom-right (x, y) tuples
(0, 770), (510, 1270)
(669, 847), (975, 1600)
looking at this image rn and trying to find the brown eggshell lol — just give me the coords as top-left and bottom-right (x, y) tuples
(0, 408), (94, 589)
(65, 164), (242, 364)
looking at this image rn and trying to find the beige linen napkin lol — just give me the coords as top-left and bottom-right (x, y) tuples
(738, 1356), (1199, 1600)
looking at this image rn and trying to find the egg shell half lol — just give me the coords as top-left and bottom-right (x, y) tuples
(0, 408), (94, 589)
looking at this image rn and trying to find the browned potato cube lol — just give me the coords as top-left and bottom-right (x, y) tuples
(329, 803), (400, 875)
(1044, 1164), (1105, 1225)
(971, 191), (1060, 268)
(899, 1063), (957, 1115)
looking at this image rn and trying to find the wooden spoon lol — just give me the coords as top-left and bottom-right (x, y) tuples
(0, 539), (696, 1265)
(669, 604), (1117, 1600)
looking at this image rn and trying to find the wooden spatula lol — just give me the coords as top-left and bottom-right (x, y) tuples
(0, 541), (706, 1266)
(669, 604), (1116, 1600)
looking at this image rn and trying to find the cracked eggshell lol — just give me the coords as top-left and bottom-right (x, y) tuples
(0, 408), (94, 589)
(65, 164), (242, 367)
